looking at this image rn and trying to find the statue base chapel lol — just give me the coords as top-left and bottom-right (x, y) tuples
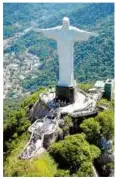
(56, 85), (76, 103)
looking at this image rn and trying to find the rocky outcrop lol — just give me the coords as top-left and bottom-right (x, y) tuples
(43, 130), (58, 149)
(97, 152), (114, 165)
(29, 98), (50, 121)
(109, 169), (114, 177)
(95, 152), (114, 176)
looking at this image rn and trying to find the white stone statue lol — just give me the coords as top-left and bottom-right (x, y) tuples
(33, 17), (98, 87)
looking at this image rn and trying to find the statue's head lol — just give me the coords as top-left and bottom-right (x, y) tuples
(62, 17), (70, 29)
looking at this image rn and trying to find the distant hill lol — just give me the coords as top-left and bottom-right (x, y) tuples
(3, 3), (114, 96)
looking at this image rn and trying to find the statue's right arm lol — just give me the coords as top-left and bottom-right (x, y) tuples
(22, 26), (46, 35)
(33, 26), (60, 40)
(34, 28), (46, 33)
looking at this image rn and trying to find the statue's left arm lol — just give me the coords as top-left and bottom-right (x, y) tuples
(73, 27), (98, 41)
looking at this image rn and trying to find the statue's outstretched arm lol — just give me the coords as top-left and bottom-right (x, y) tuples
(23, 25), (60, 40)
(74, 27), (98, 41)
(33, 26), (60, 40)
(33, 28), (49, 33)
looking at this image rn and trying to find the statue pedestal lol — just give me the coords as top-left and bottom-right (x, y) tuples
(55, 85), (76, 104)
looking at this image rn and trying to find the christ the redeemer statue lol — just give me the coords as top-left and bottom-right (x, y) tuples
(33, 17), (97, 103)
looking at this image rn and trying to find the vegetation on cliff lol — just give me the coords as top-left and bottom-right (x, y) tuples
(3, 86), (114, 176)
(3, 87), (46, 154)
(80, 109), (114, 144)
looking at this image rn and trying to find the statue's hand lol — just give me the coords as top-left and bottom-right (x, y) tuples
(29, 22), (44, 33)
(92, 32), (99, 37)
(26, 22), (40, 33)
(34, 28), (44, 33)
(28, 26), (34, 31)
(23, 26), (34, 33)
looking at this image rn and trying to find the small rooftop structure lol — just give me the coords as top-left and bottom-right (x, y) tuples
(94, 80), (105, 89)
(94, 79), (114, 101)
(104, 79), (114, 101)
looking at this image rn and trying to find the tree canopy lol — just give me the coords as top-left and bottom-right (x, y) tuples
(80, 117), (101, 143)
(49, 133), (101, 174)
(96, 110), (114, 140)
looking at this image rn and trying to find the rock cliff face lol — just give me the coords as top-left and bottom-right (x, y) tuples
(97, 152), (114, 164)
(29, 98), (50, 121)
(94, 152), (114, 177)
(43, 131), (58, 149)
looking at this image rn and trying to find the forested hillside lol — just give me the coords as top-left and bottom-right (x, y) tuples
(4, 3), (114, 98)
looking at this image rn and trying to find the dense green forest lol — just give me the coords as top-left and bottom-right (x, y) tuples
(4, 3), (114, 93)
(4, 86), (114, 177)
